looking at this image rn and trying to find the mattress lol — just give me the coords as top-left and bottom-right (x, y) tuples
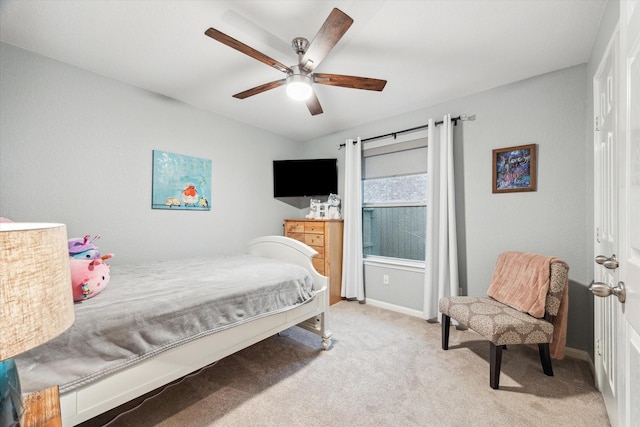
(15, 255), (315, 393)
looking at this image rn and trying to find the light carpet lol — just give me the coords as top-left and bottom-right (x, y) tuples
(82, 301), (610, 427)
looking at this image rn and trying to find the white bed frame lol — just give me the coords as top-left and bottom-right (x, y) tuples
(59, 236), (332, 426)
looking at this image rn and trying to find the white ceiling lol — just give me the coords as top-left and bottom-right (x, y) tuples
(0, 0), (606, 142)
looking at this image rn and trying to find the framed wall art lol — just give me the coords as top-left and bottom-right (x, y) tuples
(492, 144), (537, 193)
(152, 150), (212, 210)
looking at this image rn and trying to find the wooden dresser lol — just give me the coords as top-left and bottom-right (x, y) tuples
(284, 219), (343, 305)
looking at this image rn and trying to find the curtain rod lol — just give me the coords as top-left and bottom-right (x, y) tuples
(338, 114), (475, 148)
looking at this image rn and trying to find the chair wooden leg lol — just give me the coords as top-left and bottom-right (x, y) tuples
(490, 342), (502, 389)
(442, 314), (451, 350)
(538, 343), (554, 376)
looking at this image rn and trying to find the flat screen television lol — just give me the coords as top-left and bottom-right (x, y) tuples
(273, 158), (338, 198)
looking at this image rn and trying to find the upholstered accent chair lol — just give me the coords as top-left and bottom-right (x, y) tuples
(439, 252), (569, 389)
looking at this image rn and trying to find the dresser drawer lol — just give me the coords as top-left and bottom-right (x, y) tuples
(305, 234), (325, 247)
(304, 222), (324, 234)
(285, 221), (305, 234)
(312, 245), (325, 259)
(312, 257), (325, 274)
(286, 232), (305, 243)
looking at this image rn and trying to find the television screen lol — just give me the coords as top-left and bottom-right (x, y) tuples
(273, 159), (338, 198)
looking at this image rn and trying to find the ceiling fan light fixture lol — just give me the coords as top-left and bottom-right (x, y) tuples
(205, 8), (384, 115)
(286, 74), (312, 101)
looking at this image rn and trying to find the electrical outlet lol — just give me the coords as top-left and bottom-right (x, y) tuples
(383, 274), (390, 285)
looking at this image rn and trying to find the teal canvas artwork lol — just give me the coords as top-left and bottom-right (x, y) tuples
(152, 150), (212, 210)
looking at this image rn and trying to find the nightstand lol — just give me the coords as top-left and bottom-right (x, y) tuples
(23, 386), (62, 427)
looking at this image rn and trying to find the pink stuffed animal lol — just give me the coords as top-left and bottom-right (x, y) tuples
(69, 255), (113, 301)
(68, 234), (102, 260)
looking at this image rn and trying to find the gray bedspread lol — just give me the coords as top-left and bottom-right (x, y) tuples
(15, 255), (315, 394)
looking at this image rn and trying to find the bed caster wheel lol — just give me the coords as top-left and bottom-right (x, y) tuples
(322, 337), (331, 350)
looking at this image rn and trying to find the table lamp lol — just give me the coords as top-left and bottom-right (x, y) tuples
(0, 223), (75, 426)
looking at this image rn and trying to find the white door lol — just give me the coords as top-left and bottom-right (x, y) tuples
(618, 1), (640, 425)
(593, 27), (620, 425)
(593, 2), (640, 426)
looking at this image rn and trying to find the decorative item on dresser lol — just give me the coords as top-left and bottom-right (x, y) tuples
(284, 219), (344, 305)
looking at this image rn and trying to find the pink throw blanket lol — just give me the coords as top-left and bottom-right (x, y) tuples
(487, 251), (569, 359)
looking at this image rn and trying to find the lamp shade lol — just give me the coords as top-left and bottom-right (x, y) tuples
(0, 223), (75, 360)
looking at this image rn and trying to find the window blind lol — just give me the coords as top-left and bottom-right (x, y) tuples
(362, 137), (428, 179)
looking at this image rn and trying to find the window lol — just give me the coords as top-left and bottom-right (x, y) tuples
(361, 136), (427, 262)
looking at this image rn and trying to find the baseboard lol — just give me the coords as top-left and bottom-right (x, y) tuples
(365, 298), (424, 319)
(564, 346), (596, 384)
(564, 346), (589, 361)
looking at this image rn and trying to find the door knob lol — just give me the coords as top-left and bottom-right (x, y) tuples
(595, 254), (619, 270)
(589, 281), (626, 303)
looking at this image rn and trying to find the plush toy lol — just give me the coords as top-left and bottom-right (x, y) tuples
(306, 199), (321, 219)
(69, 255), (112, 301)
(326, 193), (342, 219)
(68, 235), (102, 260)
(67, 234), (113, 301)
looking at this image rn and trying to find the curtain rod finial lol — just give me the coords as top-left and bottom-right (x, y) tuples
(461, 113), (476, 121)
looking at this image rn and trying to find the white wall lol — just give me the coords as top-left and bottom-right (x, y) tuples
(0, 42), (302, 264)
(303, 65), (592, 352)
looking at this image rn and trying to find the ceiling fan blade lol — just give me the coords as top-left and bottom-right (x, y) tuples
(233, 79), (287, 99)
(313, 73), (387, 91)
(205, 28), (292, 74)
(299, 8), (353, 72)
(305, 91), (324, 116)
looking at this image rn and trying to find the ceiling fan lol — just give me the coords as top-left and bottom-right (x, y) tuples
(204, 8), (387, 115)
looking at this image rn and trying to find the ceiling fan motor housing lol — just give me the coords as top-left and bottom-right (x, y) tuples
(291, 37), (309, 55)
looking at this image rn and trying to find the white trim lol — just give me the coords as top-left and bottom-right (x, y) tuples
(564, 346), (591, 362)
(564, 346), (596, 386)
(363, 202), (427, 208)
(366, 298), (424, 318)
(364, 256), (425, 273)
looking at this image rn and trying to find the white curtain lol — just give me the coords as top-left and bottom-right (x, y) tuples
(341, 138), (365, 301)
(423, 114), (459, 320)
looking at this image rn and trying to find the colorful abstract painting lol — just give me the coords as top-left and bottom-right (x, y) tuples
(152, 150), (212, 210)
(492, 144), (537, 193)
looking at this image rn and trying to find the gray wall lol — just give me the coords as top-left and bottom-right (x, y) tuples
(0, 42), (302, 264)
(304, 65), (593, 354)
